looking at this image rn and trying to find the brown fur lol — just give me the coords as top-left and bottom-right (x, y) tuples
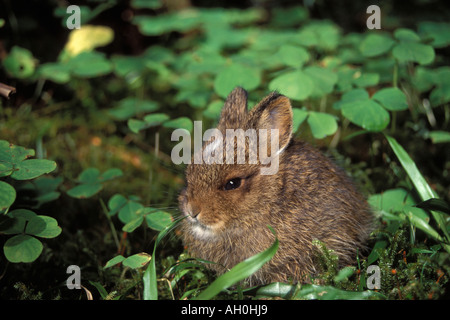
(178, 87), (373, 286)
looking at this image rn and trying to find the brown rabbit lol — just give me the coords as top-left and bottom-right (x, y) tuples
(178, 87), (373, 286)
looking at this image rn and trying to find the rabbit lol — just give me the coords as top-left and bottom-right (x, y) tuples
(178, 87), (374, 286)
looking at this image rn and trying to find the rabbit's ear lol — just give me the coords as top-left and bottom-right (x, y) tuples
(218, 87), (248, 130)
(252, 92), (293, 152)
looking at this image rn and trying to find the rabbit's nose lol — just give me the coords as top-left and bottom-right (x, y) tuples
(187, 202), (201, 219)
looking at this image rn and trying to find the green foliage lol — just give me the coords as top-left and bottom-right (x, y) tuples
(2, 210), (61, 263)
(255, 282), (384, 300)
(0, 140), (57, 181)
(106, 193), (172, 231)
(104, 252), (151, 270)
(3, 46), (36, 79)
(1, 1), (449, 300)
(0, 141), (60, 264)
(67, 167), (123, 199)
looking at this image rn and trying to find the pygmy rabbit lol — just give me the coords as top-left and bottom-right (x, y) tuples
(179, 87), (373, 285)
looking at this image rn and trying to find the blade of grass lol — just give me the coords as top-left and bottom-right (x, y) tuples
(385, 135), (450, 251)
(405, 209), (443, 242)
(254, 282), (385, 300)
(415, 199), (450, 215)
(143, 219), (179, 300)
(385, 135), (437, 200)
(193, 226), (279, 300)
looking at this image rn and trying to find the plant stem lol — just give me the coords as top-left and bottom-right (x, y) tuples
(99, 198), (120, 251)
(155, 131), (160, 158)
(390, 111), (397, 134)
(393, 60), (399, 88)
(320, 96), (327, 113)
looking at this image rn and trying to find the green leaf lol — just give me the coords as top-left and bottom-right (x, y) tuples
(143, 113), (170, 127)
(341, 99), (390, 132)
(128, 119), (147, 134)
(418, 21), (450, 48)
(254, 282), (297, 299)
(78, 168), (100, 184)
(341, 88), (370, 102)
(271, 6), (308, 28)
(277, 44), (309, 67)
(0, 181), (16, 211)
(394, 28), (421, 42)
(66, 51), (112, 78)
(292, 108), (309, 133)
(0, 140), (34, 166)
(107, 194), (128, 216)
(214, 64), (261, 98)
(405, 208), (443, 242)
(131, 0), (163, 9)
(368, 188), (416, 214)
(122, 216), (144, 233)
(385, 135), (450, 250)
(10, 159), (57, 181)
(269, 70), (314, 101)
(89, 281), (109, 300)
(300, 21), (340, 51)
(203, 100), (224, 120)
(1, 209), (37, 234)
(67, 168), (122, 199)
(333, 88), (369, 110)
(3, 46), (36, 79)
(163, 117), (193, 132)
(122, 252), (152, 269)
(334, 267), (355, 283)
(385, 135), (437, 201)
(367, 240), (388, 265)
(393, 42), (435, 65)
(133, 12), (200, 36)
(359, 33), (395, 57)
(294, 284), (385, 300)
(430, 68), (450, 106)
(3, 234), (43, 263)
(118, 201), (144, 224)
(38, 62), (71, 84)
(255, 282), (384, 300)
(335, 67), (357, 92)
(372, 87), (408, 111)
(99, 168), (123, 182)
(307, 112), (338, 139)
(412, 67), (437, 93)
(145, 210), (173, 231)
(8, 209), (37, 220)
(108, 98), (159, 120)
(25, 215), (62, 238)
(303, 66), (337, 98)
(111, 55), (145, 78)
(405, 205), (430, 222)
(194, 227), (279, 300)
(429, 131), (450, 144)
(104, 255), (125, 269)
(67, 183), (102, 199)
(17, 176), (62, 209)
(352, 72), (380, 88)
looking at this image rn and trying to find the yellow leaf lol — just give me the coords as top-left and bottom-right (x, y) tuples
(63, 25), (114, 58)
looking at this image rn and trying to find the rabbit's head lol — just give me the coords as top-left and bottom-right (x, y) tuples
(179, 87), (293, 240)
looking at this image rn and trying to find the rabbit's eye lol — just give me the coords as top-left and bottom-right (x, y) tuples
(224, 178), (242, 191)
